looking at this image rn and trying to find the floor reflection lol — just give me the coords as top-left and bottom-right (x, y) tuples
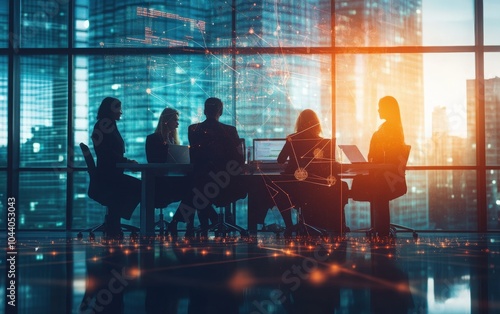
(8, 233), (500, 313)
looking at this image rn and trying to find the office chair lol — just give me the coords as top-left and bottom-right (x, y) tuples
(194, 177), (249, 239)
(354, 145), (417, 240)
(196, 201), (249, 238)
(77, 142), (139, 241)
(283, 205), (329, 239)
(282, 178), (347, 240)
(384, 145), (417, 239)
(155, 203), (170, 237)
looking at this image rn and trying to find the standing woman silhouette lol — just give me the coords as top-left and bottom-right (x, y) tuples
(368, 96), (406, 237)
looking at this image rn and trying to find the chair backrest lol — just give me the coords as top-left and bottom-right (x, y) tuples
(80, 142), (108, 205)
(80, 142), (96, 175)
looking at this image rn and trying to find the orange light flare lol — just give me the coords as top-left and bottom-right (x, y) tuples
(309, 269), (326, 285)
(329, 264), (342, 276)
(228, 269), (256, 293)
(127, 267), (141, 279)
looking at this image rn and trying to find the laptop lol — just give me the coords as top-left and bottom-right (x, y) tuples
(338, 144), (367, 163)
(252, 138), (286, 163)
(166, 144), (190, 164)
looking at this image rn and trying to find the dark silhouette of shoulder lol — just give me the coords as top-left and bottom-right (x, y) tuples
(145, 132), (169, 163)
(188, 119), (243, 168)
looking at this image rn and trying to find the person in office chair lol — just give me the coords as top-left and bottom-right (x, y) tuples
(187, 97), (246, 235)
(367, 96), (407, 238)
(276, 109), (348, 237)
(145, 107), (193, 237)
(91, 96), (141, 238)
(146, 107), (181, 163)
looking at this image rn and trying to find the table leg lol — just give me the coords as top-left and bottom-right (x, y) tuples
(141, 170), (156, 237)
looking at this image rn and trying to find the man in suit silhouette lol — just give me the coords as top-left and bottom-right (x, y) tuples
(188, 97), (245, 233)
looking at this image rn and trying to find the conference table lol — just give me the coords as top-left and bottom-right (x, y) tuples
(118, 162), (386, 237)
(117, 163), (193, 237)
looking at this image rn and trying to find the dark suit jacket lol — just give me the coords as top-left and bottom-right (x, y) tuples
(188, 118), (244, 172)
(145, 132), (169, 163)
(188, 118), (245, 205)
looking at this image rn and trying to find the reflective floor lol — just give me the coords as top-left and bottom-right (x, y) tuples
(2, 231), (500, 314)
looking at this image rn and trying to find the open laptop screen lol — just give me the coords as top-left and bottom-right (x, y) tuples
(166, 144), (190, 164)
(338, 144), (367, 163)
(253, 138), (286, 162)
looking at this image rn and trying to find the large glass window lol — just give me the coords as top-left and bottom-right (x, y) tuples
(484, 53), (500, 167)
(486, 170), (500, 230)
(421, 0), (474, 46)
(76, 54), (233, 163)
(2, 1), (500, 231)
(336, 53), (425, 163)
(19, 172), (66, 229)
(20, 56), (68, 167)
(236, 54), (332, 144)
(75, 1), (229, 48)
(484, 0), (500, 45)
(237, 0), (331, 47)
(335, 0), (423, 47)
(345, 170), (476, 232)
(0, 1), (8, 47)
(336, 53), (475, 167)
(484, 53), (500, 230)
(20, 0), (69, 48)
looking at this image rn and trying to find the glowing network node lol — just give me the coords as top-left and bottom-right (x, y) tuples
(294, 168), (308, 181)
(326, 175), (336, 186)
(313, 148), (324, 158)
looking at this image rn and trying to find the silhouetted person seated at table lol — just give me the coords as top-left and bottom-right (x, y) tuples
(145, 107), (193, 236)
(367, 96), (407, 237)
(276, 109), (348, 237)
(91, 97), (141, 238)
(187, 97), (246, 235)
